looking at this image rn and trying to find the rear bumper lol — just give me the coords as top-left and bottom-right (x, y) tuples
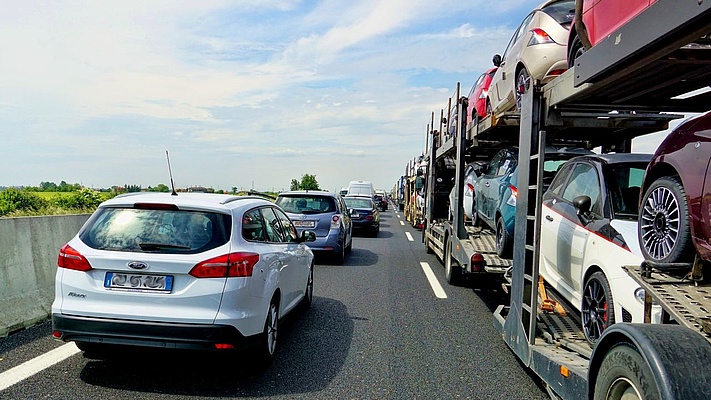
(52, 313), (259, 351)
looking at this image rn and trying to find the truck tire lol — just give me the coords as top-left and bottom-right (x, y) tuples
(444, 238), (463, 286)
(594, 343), (661, 400)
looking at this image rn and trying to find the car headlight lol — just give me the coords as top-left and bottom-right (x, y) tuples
(634, 287), (659, 305)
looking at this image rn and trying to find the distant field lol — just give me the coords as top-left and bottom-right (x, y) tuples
(34, 191), (113, 201)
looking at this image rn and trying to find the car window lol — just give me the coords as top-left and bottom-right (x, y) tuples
(541, 0), (575, 25)
(242, 208), (267, 242)
(81, 207), (230, 254)
(273, 207), (298, 242)
(561, 163), (601, 214)
(344, 198), (373, 209)
(487, 152), (504, 175)
(276, 195), (336, 214)
(547, 162), (573, 195)
(261, 207), (286, 243)
(604, 163), (647, 218)
(498, 153), (517, 176)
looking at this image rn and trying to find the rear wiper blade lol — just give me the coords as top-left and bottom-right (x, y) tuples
(138, 242), (190, 250)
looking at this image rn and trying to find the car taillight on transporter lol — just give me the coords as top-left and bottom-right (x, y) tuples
(57, 244), (93, 271)
(189, 252), (260, 278)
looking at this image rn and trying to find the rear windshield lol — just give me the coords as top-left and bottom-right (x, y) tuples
(344, 198), (372, 209)
(542, 0), (575, 25)
(276, 195), (337, 214)
(79, 207), (231, 254)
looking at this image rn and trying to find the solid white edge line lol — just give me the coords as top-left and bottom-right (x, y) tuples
(0, 342), (80, 391)
(405, 232), (414, 241)
(420, 262), (447, 299)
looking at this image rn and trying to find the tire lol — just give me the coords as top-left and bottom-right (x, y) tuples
(638, 176), (695, 264)
(594, 343), (661, 400)
(471, 199), (480, 228)
(256, 300), (279, 364)
(332, 245), (345, 265)
(568, 34), (585, 69)
(301, 266), (313, 309)
(582, 271), (615, 346)
(444, 237), (463, 286)
(345, 230), (353, 254)
(515, 67), (530, 111)
(76, 342), (110, 358)
(495, 216), (513, 258)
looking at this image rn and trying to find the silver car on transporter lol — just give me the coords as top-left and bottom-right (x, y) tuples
(51, 193), (315, 363)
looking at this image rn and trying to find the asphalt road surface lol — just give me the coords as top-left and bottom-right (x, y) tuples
(0, 207), (548, 400)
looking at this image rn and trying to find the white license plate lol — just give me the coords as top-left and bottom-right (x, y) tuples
(104, 272), (173, 292)
(293, 220), (315, 228)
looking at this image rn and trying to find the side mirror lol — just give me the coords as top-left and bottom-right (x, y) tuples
(492, 54), (502, 67)
(573, 195), (592, 224)
(300, 230), (316, 243)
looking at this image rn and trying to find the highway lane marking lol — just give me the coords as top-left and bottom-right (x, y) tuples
(420, 262), (447, 299)
(405, 232), (414, 241)
(0, 342), (80, 391)
(399, 221), (405, 226)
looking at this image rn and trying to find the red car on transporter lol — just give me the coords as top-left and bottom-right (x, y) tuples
(466, 67), (497, 125)
(567, 0), (655, 67)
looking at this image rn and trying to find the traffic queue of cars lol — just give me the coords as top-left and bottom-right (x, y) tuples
(446, 0), (710, 345)
(51, 180), (390, 362)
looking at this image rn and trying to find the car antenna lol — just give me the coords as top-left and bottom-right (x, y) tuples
(165, 150), (178, 196)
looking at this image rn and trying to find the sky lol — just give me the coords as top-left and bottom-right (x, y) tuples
(0, 0), (688, 193)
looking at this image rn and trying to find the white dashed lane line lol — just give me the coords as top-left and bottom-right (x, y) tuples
(405, 232), (414, 242)
(420, 262), (447, 299)
(0, 343), (80, 391)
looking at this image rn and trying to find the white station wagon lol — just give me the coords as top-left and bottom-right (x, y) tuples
(51, 192), (315, 362)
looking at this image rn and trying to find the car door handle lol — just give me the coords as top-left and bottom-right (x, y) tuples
(545, 215), (553, 222)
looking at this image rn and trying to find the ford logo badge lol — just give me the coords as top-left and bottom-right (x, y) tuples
(127, 261), (149, 270)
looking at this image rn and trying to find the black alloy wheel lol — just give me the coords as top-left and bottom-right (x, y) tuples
(515, 67), (530, 111)
(495, 216), (513, 258)
(582, 271), (615, 346)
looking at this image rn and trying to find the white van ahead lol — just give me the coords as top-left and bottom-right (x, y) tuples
(347, 180), (374, 198)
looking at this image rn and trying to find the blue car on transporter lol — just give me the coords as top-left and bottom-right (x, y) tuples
(473, 146), (592, 258)
(275, 191), (353, 264)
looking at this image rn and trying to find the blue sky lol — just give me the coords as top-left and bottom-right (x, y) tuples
(0, 0), (682, 192)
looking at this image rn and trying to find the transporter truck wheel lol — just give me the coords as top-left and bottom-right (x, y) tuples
(594, 343), (661, 400)
(444, 237), (463, 286)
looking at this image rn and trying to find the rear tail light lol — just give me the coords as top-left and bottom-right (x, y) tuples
(365, 215), (374, 221)
(528, 28), (555, 46)
(466, 183), (475, 195)
(471, 253), (485, 272)
(507, 185), (518, 206)
(189, 252), (259, 278)
(331, 215), (341, 230)
(548, 69), (566, 77)
(479, 89), (488, 99)
(58, 244), (93, 271)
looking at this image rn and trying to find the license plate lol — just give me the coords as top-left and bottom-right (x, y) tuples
(104, 272), (173, 293)
(293, 220), (315, 228)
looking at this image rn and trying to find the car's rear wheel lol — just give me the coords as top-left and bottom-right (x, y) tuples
(301, 266), (313, 309)
(638, 176), (694, 264)
(515, 67), (530, 111)
(568, 34), (585, 69)
(333, 245), (345, 264)
(582, 271), (615, 346)
(495, 216), (513, 258)
(256, 299), (279, 364)
(471, 199), (480, 227)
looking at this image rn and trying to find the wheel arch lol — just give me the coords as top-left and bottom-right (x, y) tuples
(588, 323), (711, 400)
(582, 264), (603, 289)
(641, 162), (679, 199)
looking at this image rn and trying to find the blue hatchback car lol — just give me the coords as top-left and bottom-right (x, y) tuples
(473, 146), (592, 258)
(275, 191), (352, 264)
